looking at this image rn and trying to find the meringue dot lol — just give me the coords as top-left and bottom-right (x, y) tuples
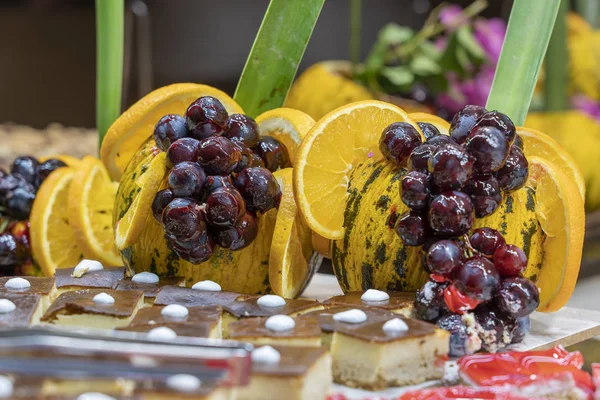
(361, 289), (390, 302)
(333, 309), (367, 324)
(166, 374), (201, 393)
(4, 277), (31, 290)
(257, 295), (286, 308)
(147, 326), (178, 341)
(0, 299), (16, 314)
(132, 271), (160, 284)
(76, 393), (116, 400)
(191, 280), (221, 291)
(161, 304), (189, 319)
(0, 376), (13, 398)
(382, 318), (409, 334)
(252, 346), (281, 364)
(265, 315), (295, 332)
(73, 259), (104, 276)
(93, 292), (115, 305)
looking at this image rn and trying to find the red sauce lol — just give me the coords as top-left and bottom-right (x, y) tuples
(396, 386), (540, 399)
(443, 283), (479, 314)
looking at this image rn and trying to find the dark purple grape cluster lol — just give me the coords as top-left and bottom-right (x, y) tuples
(380, 105), (538, 355)
(151, 96), (285, 264)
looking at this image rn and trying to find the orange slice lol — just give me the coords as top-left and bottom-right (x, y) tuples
(30, 167), (85, 276)
(68, 156), (122, 266)
(526, 156), (585, 312)
(101, 83), (244, 182)
(294, 100), (418, 240)
(408, 112), (451, 135)
(39, 154), (82, 168)
(517, 126), (586, 201)
(269, 168), (313, 298)
(255, 108), (316, 165)
(114, 152), (167, 250)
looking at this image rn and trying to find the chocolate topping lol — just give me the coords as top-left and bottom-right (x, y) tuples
(224, 297), (321, 318)
(0, 276), (55, 296)
(252, 345), (328, 377)
(302, 306), (396, 333)
(41, 289), (143, 322)
(154, 285), (245, 307)
(119, 323), (215, 338)
(229, 316), (321, 339)
(115, 276), (185, 298)
(324, 291), (415, 311)
(127, 305), (222, 328)
(54, 266), (125, 289)
(0, 293), (41, 327)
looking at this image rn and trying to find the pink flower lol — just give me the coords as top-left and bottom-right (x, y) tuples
(439, 5), (466, 30)
(474, 18), (507, 63)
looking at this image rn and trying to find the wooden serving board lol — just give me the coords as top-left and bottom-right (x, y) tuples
(304, 273), (600, 399)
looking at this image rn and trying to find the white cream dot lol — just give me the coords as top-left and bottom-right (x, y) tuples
(73, 259), (104, 277)
(333, 309), (367, 324)
(4, 277), (31, 290)
(166, 374), (201, 392)
(161, 304), (189, 319)
(265, 315), (295, 332)
(0, 376), (13, 398)
(0, 299), (16, 314)
(257, 295), (286, 307)
(382, 318), (410, 334)
(191, 280), (221, 291)
(93, 292), (115, 305)
(132, 271), (160, 284)
(361, 289), (390, 302)
(76, 393), (116, 400)
(252, 346), (281, 364)
(147, 326), (178, 341)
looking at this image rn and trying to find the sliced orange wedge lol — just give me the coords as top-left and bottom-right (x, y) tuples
(294, 100), (418, 240)
(101, 83), (244, 182)
(526, 156), (585, 312)
(408, 112), (451, 135)
(517, 126), (586, 201)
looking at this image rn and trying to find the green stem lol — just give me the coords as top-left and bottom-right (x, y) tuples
(545, 0), (569, 112)
(576, 0), (599, 29)
(350, 0), (362, 77)
(486, 0), (561, 125)
(234, 0), (324, 117)
(96, 0), (124, 148)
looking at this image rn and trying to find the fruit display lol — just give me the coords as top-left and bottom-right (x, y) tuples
(0, 156), (71, 276)
(109, 84), (315, 296)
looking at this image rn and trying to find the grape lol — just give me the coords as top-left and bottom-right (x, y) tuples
(153, 114), (188, 151)
(408, 144), (437, 172)
(473, 111), (516, 145)
(170, 232), (214, 264)
(203, 175), (233, 196)
(11, 156), (38, 186)
(470, 228), (505, 256)
(7, 183), (36, 220)
(511, 316), (530, 344)
(495, 277), (539, 319)
(0, 233), (27, 269)
(162, 198), (206, 242)
(449, 105), (487, 144)
(395, 211), (428, 246)
(213, 212), (258, 250)
(428, 144), (474, 191)
(453, 256), (500, 302)
(205, 187), (246, 227)
(233, 167), (281, 212)
(425, 240), (462, 278)
(493, 244), (527, 277)
(152, 189), (174, 223)
(197, 136), (241, 175)
(496, 146), (528, 192)
(35, 159), (67, 188)
(463, 175), (503, 218)
(417, 122), (441, 140)
(426, 134), (455, 147)
(436, 314), (470, 357)
(167, 162), (207, 198)
(466, 126), (510, 174)
(255, 136), (291, 172)
(428, 191), (474, 236)
(400, 171), (431, 210)
(224, 114), (260, 148)
(415, 280), (448, 322)
(167, 138), (201, 166)
(379, 122), (422, 167)
(474, 306), (513, 352)
(186, 96), (228, 140)
(233, 143), (265, 173)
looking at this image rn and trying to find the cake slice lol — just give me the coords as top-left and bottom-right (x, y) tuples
(228, 315), (322, 347)
(323, 289), (415, 316)
(114, 272), (185, 305)
(237, 345), (331, 400)
(0, 293), (43, 327)
(54, 260), (125, 295)
(121, 304), (222, 339)
(329, 310), (448, 390)
(41, 378), (135, 399)
(0, 276), (57, 312)
(41, 289), (144, 329)
(136, 375), (234, 400)
(154, 285), (245, 308)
